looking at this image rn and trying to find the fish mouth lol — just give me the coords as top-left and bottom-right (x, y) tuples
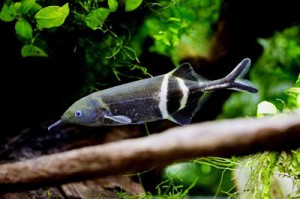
(48, 119), (64, 131)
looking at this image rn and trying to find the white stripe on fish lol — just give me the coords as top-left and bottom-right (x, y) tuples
(159, 74), (170, 119)
(176, 77), (189, 110)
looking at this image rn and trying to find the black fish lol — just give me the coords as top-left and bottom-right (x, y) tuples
(48, 58), (258, 130)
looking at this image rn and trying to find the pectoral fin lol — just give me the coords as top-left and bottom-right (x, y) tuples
(104, 115), (132, 124)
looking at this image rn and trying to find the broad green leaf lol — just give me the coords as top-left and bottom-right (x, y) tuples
(257, 101), (278, 118)
(30, 3), (42, 13)
(21, 44), (48, 57)
(20, 0), (35, 14)
(0, 4), (16, 22)
(15, 19), (32, 39)
(108, 0), (118, 12)
(286, 87), (300, 95)
(125, 0), (143, 12)
(85, 8), (110, 30)
(35, 3), (69, 29)
(14, 2), (21, 14)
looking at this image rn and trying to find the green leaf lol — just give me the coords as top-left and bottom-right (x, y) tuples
(14, 2), (21, 14)
(35, 3), (69, 29)
(20, 0), (36, 14)
(85, 8), (110, 30)
(125, 0), (143, 12)
(30, 3), (42, 13)
(286, 87), (300, 95)
(108, 0), (118, 12)
(15, 19), (32, 39)
(0, 4), (16, 22)
(21, 44), (48, 57)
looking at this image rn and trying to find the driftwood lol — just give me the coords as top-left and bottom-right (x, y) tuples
(0, 113), (299, 193)
(0, 125), (146, 197)
(1, 176), (144, 198)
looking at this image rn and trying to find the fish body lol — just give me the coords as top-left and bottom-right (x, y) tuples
(48, 58), (258, 130)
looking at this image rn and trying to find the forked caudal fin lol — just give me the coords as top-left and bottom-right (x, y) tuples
(225, 58), (258, 93)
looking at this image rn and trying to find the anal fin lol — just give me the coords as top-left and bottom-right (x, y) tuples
(168, 92), (211, 125)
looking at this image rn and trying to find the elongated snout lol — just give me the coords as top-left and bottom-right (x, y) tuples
(48, 119), (63, 131)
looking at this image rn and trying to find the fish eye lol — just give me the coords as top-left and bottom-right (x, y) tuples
(75, 110), (83, 118)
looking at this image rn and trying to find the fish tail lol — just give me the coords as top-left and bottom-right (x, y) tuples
(225, 58), (258, 93)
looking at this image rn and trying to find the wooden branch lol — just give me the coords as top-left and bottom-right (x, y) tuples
(1, 113), (300, 193)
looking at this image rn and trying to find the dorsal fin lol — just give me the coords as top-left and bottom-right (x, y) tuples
(169, 63), (208, 82)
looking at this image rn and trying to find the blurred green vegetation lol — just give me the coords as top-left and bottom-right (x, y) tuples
(0, 0), (221, 94)
(131, 0), (221, 64)
(163, 158), (236, 196)
(220, 26), (300, 119)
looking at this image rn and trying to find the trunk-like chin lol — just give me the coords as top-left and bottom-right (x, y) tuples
(48, 119), (63, 131)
